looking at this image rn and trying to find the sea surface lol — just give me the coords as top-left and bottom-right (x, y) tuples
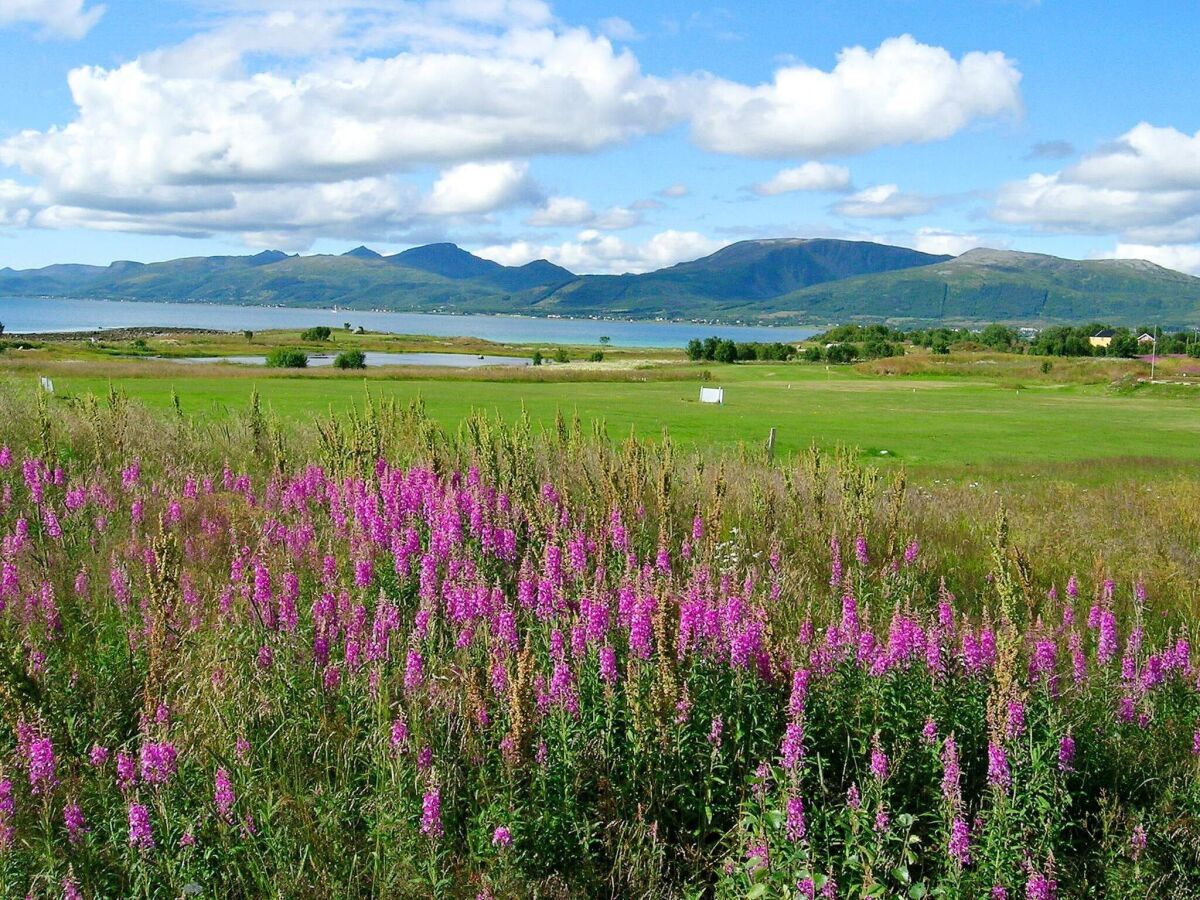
(1, 296), (819, 348)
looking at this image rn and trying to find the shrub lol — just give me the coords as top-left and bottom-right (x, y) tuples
(714, 339), (738, 364)
(554, 347), (570, 364)
(588, 351), (604, 362)
(531, 350), (543, 366)
(334, 350), (367, 369)
(265, 347), (308, 368)
(825, 342), (859, 363)
(301, 326), (332, 342)
(243, 330), (254, 342)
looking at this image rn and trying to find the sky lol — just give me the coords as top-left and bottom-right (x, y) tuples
(0, 0), (1198, 274)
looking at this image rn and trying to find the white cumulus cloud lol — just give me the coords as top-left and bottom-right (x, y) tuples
(0, 180), (41, 228)
(994, 124), (1200, 240)
(422, 161), (537, 215)
(0, 6), (1025, 248)
(1106, 243), (1200, 276)
(523, 196), (641, 229)
(476, 228), (723, 273)
(525, 195), (594, 226)
(910, 227), (987, 256)
(689, 34), (1021, 158)
(833, 184), (934, 219)
(0, 0), (104, 39)
(752, 162), (851, 196)
(1, 25), (676, 196)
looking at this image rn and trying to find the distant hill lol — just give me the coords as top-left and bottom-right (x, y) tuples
(3, 239), (1199, 327)
(540, 239), (951, 316)
(758, 249), (1200, 326)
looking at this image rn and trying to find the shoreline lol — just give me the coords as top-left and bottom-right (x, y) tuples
(9, 326), (225, 341)
(0, 294), (825, 332)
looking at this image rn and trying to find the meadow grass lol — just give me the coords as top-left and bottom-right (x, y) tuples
(0, 385), (1197, 898)
(6, 354), (1198, 477)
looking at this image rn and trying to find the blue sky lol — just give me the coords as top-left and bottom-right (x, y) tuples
(1, 0), (1198, 274)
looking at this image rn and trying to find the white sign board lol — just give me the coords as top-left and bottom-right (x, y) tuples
(39, 377), (54, 394)
(699, 386), (724, 405)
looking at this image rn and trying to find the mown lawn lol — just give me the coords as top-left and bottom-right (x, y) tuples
(35, 360), (1200, 475)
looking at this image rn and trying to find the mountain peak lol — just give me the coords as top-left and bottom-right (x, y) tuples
(952, 248), (1053, 265)
(343, 245), (382, 260)
(249, 250), (289, 266)
(388, 243), (502, 280)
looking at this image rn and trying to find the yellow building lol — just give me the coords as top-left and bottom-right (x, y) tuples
(1088, 329), (1116, 349)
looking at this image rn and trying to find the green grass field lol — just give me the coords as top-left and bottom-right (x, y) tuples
(28, 360), (1200, 478)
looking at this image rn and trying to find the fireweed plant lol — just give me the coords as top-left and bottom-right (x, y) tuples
(0, 386), (1196, 897)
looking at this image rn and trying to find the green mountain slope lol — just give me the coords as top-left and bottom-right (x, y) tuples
(536, 239), (950, 316)
(4, 241), (1199, 326)
(758, 249), (1200, 326)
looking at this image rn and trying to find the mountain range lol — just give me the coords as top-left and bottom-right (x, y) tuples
(4, 239), (1200, 327)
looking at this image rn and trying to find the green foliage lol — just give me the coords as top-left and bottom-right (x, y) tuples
(300, 326), (332, 341)
(265, 347), (308, 368)
(1030, 325), (1097, 357)
(687, 335), (797, 363)
(531, 350), (543, 366)
(243, 330), (254, 342)
(553, 346), (570, 363)
(978, 323), (1020, 350)
(714, 339), (738, 364)
(1108, 333), (1140, 358)
(588, 351), (604, 362)
(333, 349), (367, 369)
(825, 342), (859, 363)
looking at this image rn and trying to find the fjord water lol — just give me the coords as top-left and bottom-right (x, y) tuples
(1, 296), (818, 348)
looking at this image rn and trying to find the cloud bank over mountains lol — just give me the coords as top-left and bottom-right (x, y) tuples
(0, 2), (1027, 270)
(0, 2), (1197, 274)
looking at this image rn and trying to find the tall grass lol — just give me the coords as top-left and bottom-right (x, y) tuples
(0, 387), (1196, 897)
